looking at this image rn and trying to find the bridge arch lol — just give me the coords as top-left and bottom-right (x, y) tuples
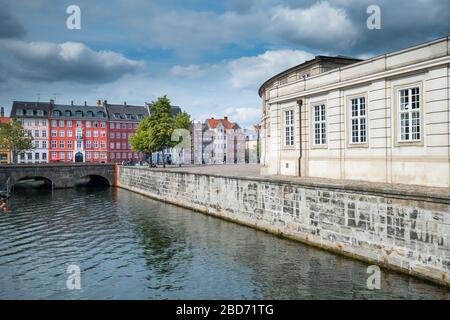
(75, 174), (111, 187)
(13, 176), (54, 189)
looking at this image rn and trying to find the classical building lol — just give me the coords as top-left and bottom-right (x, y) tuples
(10, 101), (52, 163)
(192, 117), (246, 165)
(259, 36), (450, 188)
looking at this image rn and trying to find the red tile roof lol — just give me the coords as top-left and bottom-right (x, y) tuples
(206, 118), (239, 130)
(0, 117), (11, 124)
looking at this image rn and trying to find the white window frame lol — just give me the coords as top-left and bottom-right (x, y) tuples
(284, 109), (294, 147)
(313, 104), (326, 146)
(349, 96), (367, 144)
(397, 86), (421, 142)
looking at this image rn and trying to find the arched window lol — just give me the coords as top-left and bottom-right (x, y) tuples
(75, 110), (84, 118)
(53, 110), (61, 117)
(97, 111), (105, 118)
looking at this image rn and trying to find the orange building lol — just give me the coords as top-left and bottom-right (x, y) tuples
(0, 107), (11, 164)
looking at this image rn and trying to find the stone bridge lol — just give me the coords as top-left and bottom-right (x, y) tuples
(0, 163), (117, 190)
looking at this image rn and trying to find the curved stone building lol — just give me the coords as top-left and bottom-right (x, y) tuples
(259, 37), (450, 188)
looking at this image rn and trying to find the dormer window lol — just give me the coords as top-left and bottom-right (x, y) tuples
(17, 109), (24, 116)
(37, 110), (44, 116)
(26, 110), (34, 116)
(53, 110), (62, 117)
(114, 113), (121, 119)
(126, 114), (132, 119)
(87, 111), (94, 117)
(137, 114), (143, 120)
(76, 110), (84, 118)
(65, 110), (72, 117)
(97, 111), (105, 118)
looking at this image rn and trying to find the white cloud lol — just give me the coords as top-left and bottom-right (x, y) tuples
(170, 64), (208, 78)
(0, 40), (145, 83)
(227, 49), (315, 90)
(269, 1), (359, 50)
(224, 107), (261, 126)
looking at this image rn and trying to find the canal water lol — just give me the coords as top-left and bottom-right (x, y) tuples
(0, 188), (449, 300)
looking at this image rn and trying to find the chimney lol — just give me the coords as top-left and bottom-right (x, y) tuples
(211, 117), (214, 120)
(50, 99), (55, 106)
(124, 101), (127, 107)
(97, 100), (102, 107)
(1, 107), (4, 118)
(84, 101), (87, 106)
(224, 116), (228, 121)
(71, 100), (74, 106)
(102, 100), (107, 108)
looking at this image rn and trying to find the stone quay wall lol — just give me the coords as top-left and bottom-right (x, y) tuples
(118, 166), (450, 287)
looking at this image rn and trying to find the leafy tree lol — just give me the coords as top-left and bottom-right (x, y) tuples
(0, 119), (34, 164)
(130, 117), (156, 165)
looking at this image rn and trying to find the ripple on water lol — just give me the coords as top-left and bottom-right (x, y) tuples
(0, 188), (449, 300)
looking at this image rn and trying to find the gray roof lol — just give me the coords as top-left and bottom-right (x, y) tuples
(106, 104), (149, 122)
(10, 101), (52, 118)
(51, 104), (107, 120)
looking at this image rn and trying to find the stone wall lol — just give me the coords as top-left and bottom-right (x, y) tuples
(118, 167), (450, 287)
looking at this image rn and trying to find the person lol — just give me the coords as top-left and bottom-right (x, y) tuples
(0, 196), (8, 214)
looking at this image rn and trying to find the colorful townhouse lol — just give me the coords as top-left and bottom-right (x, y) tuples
(0, 108), (11, 164)
(10, 101), (52, 163)
(192, 117), (246, 165)
(10, 100), (185, 164)
(49, 102), (109, 163)
(106, 102), (148, 164)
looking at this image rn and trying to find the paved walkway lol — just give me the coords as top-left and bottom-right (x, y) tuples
(145, 164), (450, 202)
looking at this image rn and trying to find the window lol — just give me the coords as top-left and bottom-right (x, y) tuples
(94, 152), (99, 159)
(60, 152), (65, 159)
(67, 152), (72, 160)
(86, 152), (91, 159)
(111, 153), (115, 159)
(77, 141), (82, 149)
(34, 141), (40, 149)
(17, 109), (24, 116)
(42, 141), (47, 149)
(284, 110), (294, 147)
(86, 131), (91, 138)
(59, 120), (64, 127)
(67, 130), (72, 137)
(110, 143), (115, 149)
(67, 121), (72, 127)
(42, 153), (47, 161)
(93, 131), (98, 137)
(51, 141), (56, 148)
(313, 104), (326, 145)
(42, 120), (47, 126)
(398, 87), (421, 142)
(35, 120), (40, 126)
(110, 123), (115, 129)
(116, 142), (121, 149)
(42, 130), (47, 138)
(51, 120), (57, 127)
(101, 131), (106, 137)
(350, 97), (367, 144)
(86, 121), (91, 128)
(100, 122), (106, 128)
(68, 141), (73, 149)
(27, 153), (32, 160)
(101, 141), (106, 149)
(59, 141), (65, 148)
(35, 153), (40, 160)
(127, 123), (132, 129)
(94, 141), (99, 148)
(59, 130), (65, 137)
(51, 130), (57, 137)
(122, 133), (127, 139)
(116, 133), (120, 139)
(86, 141), (91, 148)
(110, 133), (115, 139)
(51, 152), (57, 159)
(35, 130), (40, 137)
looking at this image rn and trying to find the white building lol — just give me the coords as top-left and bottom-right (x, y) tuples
(259, 37), (450, 188)
(11, 101), (52, 163)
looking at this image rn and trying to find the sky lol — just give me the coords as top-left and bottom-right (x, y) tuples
(0, 0), (449, 128)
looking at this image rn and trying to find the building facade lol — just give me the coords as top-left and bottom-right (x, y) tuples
(192, 117), (246, 165)
(49, 102), (109, 163)
(10, 101), (52, 163)
(259, 37), (450, 188)
(106, 103), (148, 164)
(0, 108), (11, 164)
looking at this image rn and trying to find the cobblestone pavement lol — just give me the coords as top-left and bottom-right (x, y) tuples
(144, 164), (450, 202)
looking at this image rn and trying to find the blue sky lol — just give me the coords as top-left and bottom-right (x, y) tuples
(0, 0), (449, 127)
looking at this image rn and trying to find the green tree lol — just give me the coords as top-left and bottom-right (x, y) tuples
(130, 117), (156, 165)
(147, 96), (175, 168)
(0, 119), (34, 164)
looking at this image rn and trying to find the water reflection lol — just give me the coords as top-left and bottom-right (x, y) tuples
(0, 188), (448, 300)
